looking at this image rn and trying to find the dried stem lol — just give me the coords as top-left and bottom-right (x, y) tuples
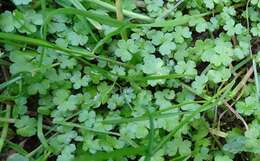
(224, 101), (248, 131)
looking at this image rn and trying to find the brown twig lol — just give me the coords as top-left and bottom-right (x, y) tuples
(218, 110), (227, 130)
(224, 101), (248, 131)
(231, 66), (253, 97)
(231, 36), (238, 46)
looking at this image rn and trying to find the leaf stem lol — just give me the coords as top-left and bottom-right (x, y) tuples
(70, 0), (102, 30)
(37, 115), (50, 150)
(115, 0), (128, 39)
(83, 0), (153, 22)
(0, 104), (11, 153)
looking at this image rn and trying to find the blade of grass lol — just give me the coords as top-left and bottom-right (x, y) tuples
(82, 0), (153, 22)
(0, 117), (15, 123)
(55, 121), (138, 148)
(40, 0), (46, 11)
(92, 24), (129, 54)
(0, 104), (11, 153)
(102, 111), (190, 125)
(57, 2), (98, 41)
(34, 151), (51, 161)
(246, 0), (260, 102)
(232, 56), (251, 73)
(75, 146), (146, 161)
(152, 79), (236, 155)
(42, 7), (126, 38)
(0, 76), (22, 90)
(159, 0), (185, 19)
(7, 142), (29, 157)
(102, 101), (206, 124)
(37, 115), (49, 150)
(70, 0), (102, 30)
(91, 13), (210, 55)
(55, 121), (121, 136)
(137, 13), (210, 28)
(92, 13), (210, 55)
(6, 140), (28, 156)
(0, 32), (131, 68)
(0, 95), (16, 102)
(135, 73), (192, 81)
(144, 108), (154, 161)
(115, 0), (127, 40)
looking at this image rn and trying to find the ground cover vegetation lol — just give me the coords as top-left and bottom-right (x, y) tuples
(0, 0), (260, 161)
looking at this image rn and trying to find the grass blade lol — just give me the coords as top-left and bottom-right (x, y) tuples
(75, 146), (146, 161)
(0, 104), (11, 153)
(152, 80), (235, 154)
(0, 76), (22, 90)
(83, 0), (153, 22)
(6, 140), (28, 156)
(0, 32), (130, 68)
(134, 73), (191, 81)
(55, 121), (120, 136)
(70, 0), (102, 30)
(144, 108), (154, 161)
(37, 115), (49, 150)
(138, 13), (209, 28)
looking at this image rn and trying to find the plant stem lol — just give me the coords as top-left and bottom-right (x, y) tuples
(159, 0), (185, 19)
(83, 0), (153, 22)
(0, 104), (11, 153)
(115, 0), (127, 39)
(70, 0), (102, 30)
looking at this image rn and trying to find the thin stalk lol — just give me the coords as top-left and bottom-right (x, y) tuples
(140, 74), (191, 81)
(102, 111), (190, 125)
(101, 101), (206, 125)
(246, 0), (260, 102)
(76, 146), (146, 161)
(144, 108), (154, 161)
(0, 32), (131, 68)
(37, 115), (49, 150)
(115, 0), (127, 39)
(6, 140), (28, 156)
(159, 0), (185, 19)
(70, 0), (102, 30)
(40, 0), (46, 11)
(0, 76), (22, 90)
(55, 121), (121, 136)
(152, 80), (236, 154)
(232, 56), (251, 73)
(83, 0), (153, 22)
(0, 104), (11, 153)
(0, 117), (15, 123)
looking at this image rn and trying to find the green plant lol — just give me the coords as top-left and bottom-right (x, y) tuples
(0, 0), (260, 161)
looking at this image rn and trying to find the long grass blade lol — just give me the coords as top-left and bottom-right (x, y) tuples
(55, 121), (120, 136)
(0, 32), (130, 68)
(75, 146), (146, 161)
(152, 80), (236, 154)
(144, 108), (154, 161)
(83, 0), (153, 22)
(0, 76), (21, 90)
(70, 0), (102, 30)
(37, 115), (49, 150)
(6, 140), (28, 156)
(0, 104), (11, 153)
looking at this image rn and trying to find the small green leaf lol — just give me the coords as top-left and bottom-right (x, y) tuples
(235, 96), (258, 116)
(0, 11), (15, 32)
(15, 116), (37, 137)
